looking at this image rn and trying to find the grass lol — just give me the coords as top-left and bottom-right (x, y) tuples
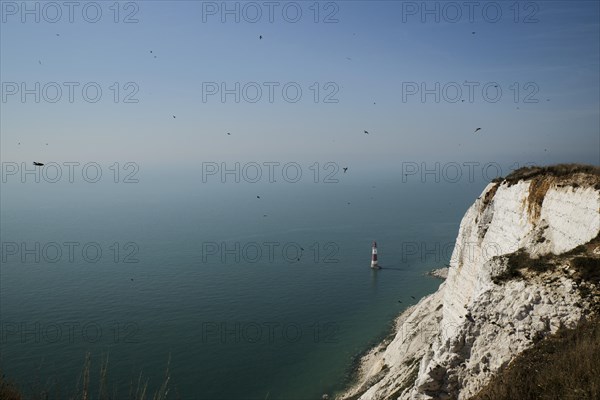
(492, 233), (600, 285)
(571, 257), (600, 283)
(471, 318), (600, 400)
(496, 164), (600, 187)
(481, 182), (500, 210)
(526, 177), (553, 221)
(0, 353), (173, 400)
(492, 250), (553, 284)
(0, 374), (23, 400)
(482, 234), (600, 399)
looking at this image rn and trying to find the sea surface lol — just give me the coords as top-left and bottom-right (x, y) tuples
(0, 170), (486, 399)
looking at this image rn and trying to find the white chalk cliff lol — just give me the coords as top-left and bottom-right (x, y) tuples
(341, 166), (600, 400)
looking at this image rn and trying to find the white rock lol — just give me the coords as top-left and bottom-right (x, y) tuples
(339, 174), (599, 400)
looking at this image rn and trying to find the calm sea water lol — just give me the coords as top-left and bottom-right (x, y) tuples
(0, 170), (484, 399)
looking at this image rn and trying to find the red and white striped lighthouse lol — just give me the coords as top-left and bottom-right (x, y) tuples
(371, 241), (379, 269)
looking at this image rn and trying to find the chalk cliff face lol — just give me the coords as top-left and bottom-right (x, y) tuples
(341, 167), (600, 400)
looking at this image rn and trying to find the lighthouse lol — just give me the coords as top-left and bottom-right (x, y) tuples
(371, 241), (380, 269)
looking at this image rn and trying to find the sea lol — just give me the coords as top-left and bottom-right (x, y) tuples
(0, 167), (487, 399)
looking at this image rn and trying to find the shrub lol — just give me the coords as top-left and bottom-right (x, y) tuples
(571, 257), (600, 283)
(0, 374), (23, 400)
(472, 318), (600, 400)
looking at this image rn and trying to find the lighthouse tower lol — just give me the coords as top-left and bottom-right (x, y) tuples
(371, 241), (379, 269)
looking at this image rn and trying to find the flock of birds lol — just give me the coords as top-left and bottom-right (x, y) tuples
(30, 31), (553, 167)
(29, 126), (488, 167)
(26, 26), (542, 341)
(29, 28), (551, 282)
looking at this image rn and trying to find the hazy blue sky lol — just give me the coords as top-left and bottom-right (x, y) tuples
(1, 0), (599, 171)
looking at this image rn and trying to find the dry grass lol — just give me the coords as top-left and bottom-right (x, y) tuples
(0, 373), (24, 400)
(492, 250), (553, 283)
(499, 164), (600, 187)
(471, 318), (600, 400)
(0, 353), (173, 400)
(492, 233), (600, 286)
(480, 182), (500, 211)
(571, 257), (600, 282)
(526, 177), (553, 222)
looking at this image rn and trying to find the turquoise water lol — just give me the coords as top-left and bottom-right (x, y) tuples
(0, 171), (484, 399)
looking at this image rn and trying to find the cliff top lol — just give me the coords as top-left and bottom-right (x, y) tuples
(492, 164), (600, 188)
(483, 164), (600, 222)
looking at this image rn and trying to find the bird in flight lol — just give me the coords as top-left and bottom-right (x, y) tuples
(257, 195), (261, 199)
(38, 60), (42, 65)
(227, 132), (231, 136)
(474, 128), (482, 134)
(343, 167), (348, 173)
(33, 162), (44, 166)
(259, 35), (263, 40)
(364, 130), (369, 134)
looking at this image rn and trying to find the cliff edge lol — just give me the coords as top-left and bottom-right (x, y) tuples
(340, 164), (600, 400)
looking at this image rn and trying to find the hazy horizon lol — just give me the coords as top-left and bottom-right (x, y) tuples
(1, 1), (599, 399)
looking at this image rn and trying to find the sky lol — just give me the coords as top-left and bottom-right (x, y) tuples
(1, 0), (599, 173)
(1, 3), (599, 397)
